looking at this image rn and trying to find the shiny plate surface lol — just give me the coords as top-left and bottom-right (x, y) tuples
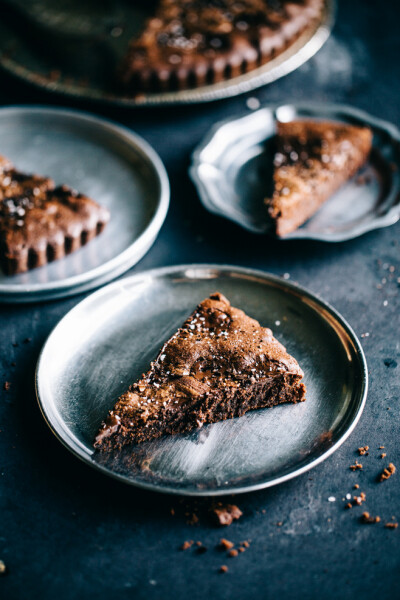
(36, 264), (367, 496)
(0, 106), (169, 302)
(0, 0), (334, 106)
(190, 103), (400, 241)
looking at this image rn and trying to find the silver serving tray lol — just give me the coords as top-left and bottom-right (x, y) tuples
(190, 103), (400, 241)
(0, 106), (170, 303)
(0, 0), (334, 106)
(36, 264), (367, 496)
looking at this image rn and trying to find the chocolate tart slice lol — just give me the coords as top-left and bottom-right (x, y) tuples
(265, 120), (373, 236)
(119, 0), (323, 93)
(95, 292), (306, 451)
(0, 156), (110, 275)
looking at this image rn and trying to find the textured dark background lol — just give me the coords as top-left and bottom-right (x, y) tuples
(1, 1), (399, 598)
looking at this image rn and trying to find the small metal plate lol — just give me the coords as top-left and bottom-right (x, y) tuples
(0, 0), (334, 106)
(36, 265), (367, 496)
(190, 103), (400, 241)
(0, 106), (169, 302)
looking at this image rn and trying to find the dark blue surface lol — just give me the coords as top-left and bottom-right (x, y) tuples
(1, 1), (399, 598)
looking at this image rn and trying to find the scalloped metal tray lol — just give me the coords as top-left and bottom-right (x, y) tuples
(190, 103), (400, 242)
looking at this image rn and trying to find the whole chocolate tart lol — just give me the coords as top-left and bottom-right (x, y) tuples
(95, 292), (306, 451)
(119, 0), (324, 93)
(265, 120), (373, 236)
(0, 156), (110, 275)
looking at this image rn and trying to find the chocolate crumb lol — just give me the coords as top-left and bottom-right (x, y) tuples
(361, 512), (381, 524)
(3, 382), (11, 391)
(219, 539), (234, 550)
(187, 513), (199, 525)
(228, 549), (238, 558)
(212, 504), (242, 526)
(379, 463), (396, 482)
(358, 446), (369, 456)
(353, 492), (366, 506)
(170, 508), (175, 516)
(181, 541), (193, 551)
(196, 545), (207, 554)
(385, 522), (398, 529)
(350, 460), (363, 471)
(219, 565), (228, 574)
(23, 337), (32, 344)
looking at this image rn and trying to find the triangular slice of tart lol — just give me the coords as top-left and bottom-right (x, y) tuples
(265, 120), (373, 236)
(0, 156), (109, 275)
(95, 292), (306, 451)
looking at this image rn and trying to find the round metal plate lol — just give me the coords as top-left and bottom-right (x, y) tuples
(0, 1), (334, 107)
(190, 103), (400, 242)
(0, 106), (169, 302)
(36, 264), (368, 496)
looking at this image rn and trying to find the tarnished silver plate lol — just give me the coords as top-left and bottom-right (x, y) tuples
(0, 106), (169, 303)
(190, 103), (400, 241)
(0, 0), (334, 106)
(36, 264), (367, 496)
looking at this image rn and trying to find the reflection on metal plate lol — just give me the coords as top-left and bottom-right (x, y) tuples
(36, 264), (367, 496)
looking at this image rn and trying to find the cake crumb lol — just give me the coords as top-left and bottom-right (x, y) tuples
(353, 492), (366, 506)
(350, 460), (363, 471)
(219, 539), (234, 550)
(379, 463), (396, 482)
(181, 541), (193, 551)
(187, 513), (199, 525)
(354, 484), (360, 489)
(219, 565), (228, 574)
(379, 446), (385, 449)
(361, 512), (381, 524)
(380, 453), (386, 459)
(228, 549), (238, 558)
(345, 503), (352, 509)
(358, 446), (369, 456)
(0, 560), (6, 575)
(240, 541), (250, 548)
(212, 504), (243, 526)
(385, 522), (398, 529)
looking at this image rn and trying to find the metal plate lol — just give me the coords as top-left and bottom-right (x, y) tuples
(0, 0), (334, 107)
(190, 103), (400, 241)
(36, 264), (368, 496)
(0, 106), (169, 303)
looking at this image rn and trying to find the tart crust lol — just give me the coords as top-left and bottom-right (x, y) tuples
(119, 0), (324, 93)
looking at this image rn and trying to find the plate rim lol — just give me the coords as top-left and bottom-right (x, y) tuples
(35, 263), (368, 496)
(189, 102), (400, 242)
(0, 104), (170, 299)
(0, 0), (335, 107)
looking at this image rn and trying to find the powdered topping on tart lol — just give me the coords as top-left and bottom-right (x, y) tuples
(119, 0), (323, 92)
(265, 120), (373, 236)
(0, 155), (110, 275)
(95, 292), (306, 451)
